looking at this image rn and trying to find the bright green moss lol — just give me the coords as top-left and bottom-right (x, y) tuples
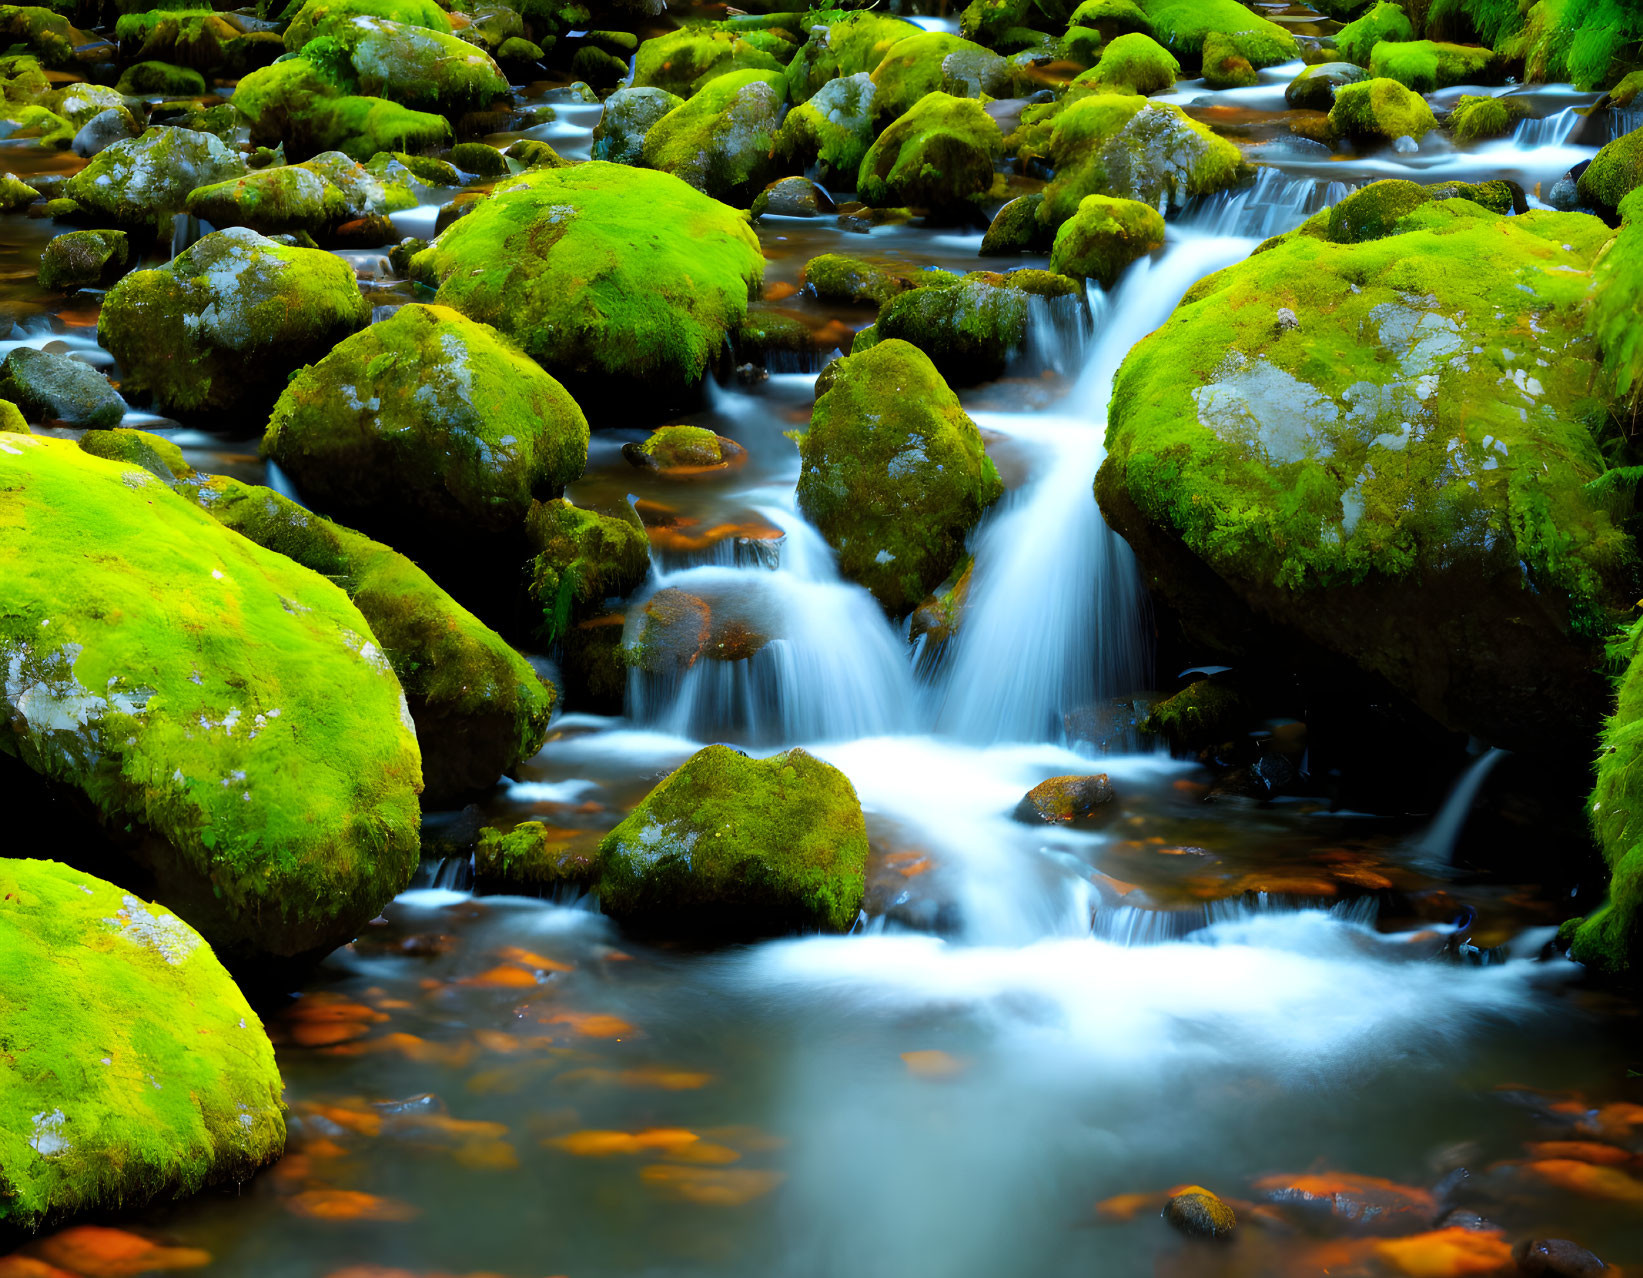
(1082, 30), (1178, 93)
(233, 58), (453, 159)
(1434, 0), (1642, 92)
(960, 0), (1032, 48)
(503, 138), (566, 169)
(774, 71), (876, 181)
(185, 150), (407, 236)
(1336, 1), (1413, 67)
(595, 745), (869, 934)
(1201, 31), (1257, 88)
(43, 83), (123, 128)
(796, 339), (1003, 617)
(264, 302), (588, 536)
(118, 12), (284, 76)
(856, 91), (1003, 214)
(1579, 126), (1643, 217)
(868, 31), (1006, 120)
(0, 50), (48, 102)
(1136, 0), (1296, 66)
(786, 10), (920, 103)
(0, 860), (286, 1231)
(1143, 677), (1252, 750)
(1611, 69), (1643, 107)
(447, 140), (506, 176)
(803, 253), (956, 306)
(115, 60), (207, 95)
(872, 271), (1077, 384)
(1368, 38), (1499, 91)
(1574, 615), (1643, 975)
(0, 398), (29, 433)
(1447, 92), (1528, 141)
(283, 0), (451, 49)
(1587, 216), (1643, 425)
(632, 24), (784, 97)
(1096, 205), (1630, 745)
(475, 822), (591, 891)
(5, 103), (72, 145)
(1068, 0), (1153, 37)
(0, 436), (422, 958)
(1327, 76), (1438, 142)
(1050, 192), (1164, 284)
(624, 425), (738, 470)
(981, 192), (1050, 254)
(408, 163), (764, 407)
(99, 227), (370, 415)
(0, 171), (34, 211)
(77, 426), (191, 481)
(63, 126), (246, 227)
(525, 497), (651, 647)
(0, 5), (75, 67)
(299, 13), (508, 114)
(1323, 177), (1514, 241)
(641, 69), (785, 203)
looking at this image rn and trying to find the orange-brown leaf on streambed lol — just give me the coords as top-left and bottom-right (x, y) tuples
(453, 1141), (520, 1171)
(495, 946), (574, 972)
(1527, 1158), (1643, 1205)
(289, 1019), (375, 1047)
(364, 1033), (476, 1068)
(393, 1114), (510, 1143)
(764, 280), (798, 301)
(284, 997), (390, 1026)
(901, 1050), (964, 1079)
(459, 965), (541, 989)
(1527, 1141), (1634, 1166)
(324, 1269), (535, 1278)
(31, 1227), (210, 1277)
(299, 1101), (383, 1138)
(285, 1190), (420, 1222)
(639, 1165), (786, 1207)
(1582, 1102), (1643, 1142)
(542, 1012), (635, 1039)
(661, 1141), (741, 1166)
(702, 1125), (786, 1153)
(1254, 1172), (1436, 1234)
(474, 1030), (524, 1054)
(0, 1257), (78, 1278)
(549, 1128), (702, 1157)
(1093, 1190), (1168, 1222)
(1370, 1227), (1514, 1277)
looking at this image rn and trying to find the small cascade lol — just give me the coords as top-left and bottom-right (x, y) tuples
(1412, 747), (1509, 866)
(265, 459), (306, 507)
(1514, 105), (1584, 148)
(1092, 894), (1382, 947)
(1016, 291), (1096, 380)
(1611, 105), (1643, 140)
(1190, 167), (1356, 240)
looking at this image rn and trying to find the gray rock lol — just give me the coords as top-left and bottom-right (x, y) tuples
(0, 347), (127, 429)
(71, 107), (138, 158)
(590, 85), (682, 165)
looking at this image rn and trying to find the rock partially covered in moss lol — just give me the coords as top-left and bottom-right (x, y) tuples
(115, 60), (207, 96)
(1144, 676), (1253, 750)
(185, 150), (407, 237)
(623, 425), (743, 472)
(1369, 39), (1499, 93)
(1014, 773), (1114, 823)
(1136, 0), (1296, 67)
(1284, 61), (1368, 110)
(1322, 177), (1517, 243)
(175, 469), (555, 803)
(594, 745), (868, 934)
(0, 5), (80, 68)
(868, 31), (1008, 120)
(100, 226), (370, 415)
(37, 228), (128, 291)
(263, 303), (588, 540)
(1587, 215), (1643, 424)
(874, 271), (1080, 384)
(856, 91), (1002, 215)
(0, 347), (126, 429)
(631, 23), (784, 97)
(77, 425), (191, 482)
(0, 435), (422, 959)
(785, 10), (921, 104)
(0, 859), (286, 1232)
(1083, 31), (1178, 94)
(283, 0), (452, 49)
(796, 339), (1003, 617)
(590, 86), (681, 165)
(408, 163), (764, 410)
(0, 398), (28, 432)
(306, 14), (510, 114)
(117, 11), (283, 77)
(232, 58), (453, 160)
(981, 192), (1051, 254)
(1327, 76), (1437, 143)
(1068, 0), (1153, 39)
(1446, 93), (1529, 143)
(63, 126), (246, 228)
(1049, 192), (1164, 284)
(1096, 204), (1628, 749)
(1201, 31), (1256, 89)
(1579, 125), (1643, 218)
(474, 821), (592, 892)
(641, 69), (785, 203)
(526, 497), (651, 648)
(1164, 1188), (1237, 1240)
(0, 170), (38, 211)
(773, 71), (876, 182)
(1335, 0), (1412, 68)
(803, 253), (954, 307)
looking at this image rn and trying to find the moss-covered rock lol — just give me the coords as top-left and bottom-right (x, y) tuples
(0, 169), (38, 211)
(785, 10), (921, 104)
(1369, 39), (1499, 92)
(874, 271), (1080, 383)
(621, 585), (770, 673)
(502, 137), (565, 170)
(1136, 0), (1296, 67)
(1095, 203), (1629, 749)
(1327, 76), (1437, 143)
(76, 424), (191, 481)
(796, 339), (1002, 616)
(1201, 31), (1256, 89)
(981, 191), (1051, 254)
(623, 425), (743, 472)
(118, 11), (284, 76)
(0, 347), (126, 429)
(594, 744), (868, 934)
(185, 150), (408, 237)
(63, 126), (246, 228)
(115, 60), (207, 96)
(1068, 0), (1153, 38)
(1579, 125), (1643, 218)
(868, 31), (1008, 121)
(283, 0), (452, 49)
(526, 497), (651, 648)
(0, 5), (80, 68)
(446, 140), (506, 177)
(630, 23), (784, 97)
(1587, 215), (1643, 423)
(1014, 773), (1114, 822)
(589, 85), (682, 165)
(0, 435), (422, 959)
(1143, 676), (1253, 750)
(0, 859), (286, 1232)
(474, 821), (591, 892)
(1080, 30), (1178, 93)
(100, 226), (370, 415)
(1336, 0), (1413, 68)
(640, 68), (785, 203)
(263, 303), (587, 539)
(856, 90), (1002, 214)
(233, 58), (453, 160)
(1445, 91), (1529, 142)
(301, 14), (510, 114)
(174, 467), (554, 802)
(773, 70), (876, 182)
(1322, 177), (1516, 242)
(37, 228), (128, 292)
(408, 163), (764, 410)
(803, 252), (956, 307)
(1284, 60), (1369, 110)
(1049, 192), (1164, 284)
(0, 398), (28, 433)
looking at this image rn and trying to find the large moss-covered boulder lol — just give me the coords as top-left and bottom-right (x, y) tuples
(526, 497), (651, 648)
(1201, 31), (1257, 89)
(773, 71), (876, 182)
(796, 339), (1003, 617)
(1136, 0), (1296, 67)
(1579, 125), (1643, 218)
(1446, 93), (1529, 143)
(1082, 32), (1178, 94)
(803, 253), (954, 307)
(785, 10), (921, 104)
(301, 14), (509, 114)
(874, 270), (1081, 384)
(868, 31), (1007, 120)
(0, 347), (126, 429)
(630, 24), (785, 98)
(1587, 215), (1642, 423)
(0, 435), (422, 959)
(1068, 0), (1154, 38)
(37, 228), (128, 292)
(1336, 0), (1413, 67)
(1050, 192), (1164, 283)
(594, 745), (868, 934)
(185, 150), (408, 237)
(1322, 178), (1517, 243)
(1285, 61), (1369, 110)
(174, 468), (555, 802)
(232, 58), (452, 160)
(856, 91), (1002, 214)
(283, 0), (453, 48)
(115, 60), (208, 96)
(640, 69), (785, 203)
(63, 126), (246, 227)
(1327, 76), (1437, 143)
(0, 859), (286, 1232)
(262, 303), (587, 539)
(100, 227), (370, 415)
(408, 163), (764, 410)
(1368, 39), (1499, 93)
(590, 86), (682, 165)
(0, 5), (81, 68)
(116, 10), (283, 76)
(1095, 202), (1628, 749)
(1039, 94), (1247, 225)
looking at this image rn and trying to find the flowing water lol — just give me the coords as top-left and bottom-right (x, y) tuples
(9, 29), (1643, 1278)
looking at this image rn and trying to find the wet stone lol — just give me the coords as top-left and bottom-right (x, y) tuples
(1163, 1187), (1237, 1240)
(1513, 1239), (1613, 1276)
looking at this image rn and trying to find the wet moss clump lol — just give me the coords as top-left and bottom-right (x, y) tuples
(37, 229), (128, 292)
(0, 859), (286, 1232)
(1083, 32), (1178, 94)
(785, 10), (921, 103)
(282, 0), (452, 48)
(1322, 177), (1516, 243)
(0, 435), (422, 960)
(115, 60), (207, 96)
(408, 163), (764, 411)
(1327, 77), (1438, 143)
(874, 270), (1081, 384)
(1368, 39), (1499, 92)
(232, 57), (453, 160)
(99, 226), (370, 415)
(185, 150), (410, 237)
(803, 253), (956, 307)
(263, 302), (588, 538)
(623, 425), (742, 472)
(1201, 32), (1257, 89)
(773, 71), (877, 182)
(867, 31), (1006, 120)
(474, 822), (593, 893)
(1335, 0), (1413, 67)
(1144, 677), (1254, 751)
(641, 69), (786, 204)
(796, 339), (1003, 617)
(1137, 0), (1297, 67)
(1050, 193), (1165, 284)
(630, 23), (785, 98)
(1446, 92), (1529, 142)
(595, 745), (869, 935)
(856, 91), (1003, 214)
(294, 13), (509, 115)
(63, 126), (246, 228)
(1586, 214), (1643, 425)
(526, 498), (652, 648)
(1579, 125), (1643, 218)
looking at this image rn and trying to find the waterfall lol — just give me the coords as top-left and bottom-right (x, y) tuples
(1190, 167), (1357, 240)
(1411, 747), (1509, 867)
(1513, 105), (1583, 148)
